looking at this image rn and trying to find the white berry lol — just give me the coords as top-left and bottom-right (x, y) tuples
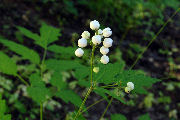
(127, 82), (134, 90)
(103, 38), (113, 48)
(93, 67), (99, 73)
(98, 29), (103, 35)
(100, 46), (109, 55)
(92, 35), (101, 45)
(90, 20), (100, 30)
(75, 48), (84, 57)
(100, 55), (109, 64)
(103, 27), (112, 37)
(78, 38), (87, 48)
(125, 87), (131, 93)
(81, 31), (90, 39)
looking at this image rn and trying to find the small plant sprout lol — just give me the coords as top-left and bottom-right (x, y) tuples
(125, 82), (134, 93)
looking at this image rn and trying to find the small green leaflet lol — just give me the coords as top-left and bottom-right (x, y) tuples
(56, 89), (82, 107)
(16, 26), (40, 41)
(0, 39), (40, 64)
(94, 87), (126, 104)
(0, 52), (17, 76)
(0, 94), (11, 120)
(94, 63), (125, 84)
(27, 73), (52, 104)
(17, 23), (61, 49)
(138, 113), (151, 120)
(45, 59), (84, 72)
(117, 70), (160, 94)
(50, 71), (67, 90)
(48, 44), (76, 57)
(111, 114), (127, 120)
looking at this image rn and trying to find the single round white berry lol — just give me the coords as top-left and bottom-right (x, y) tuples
(75, 48), (84, 57)
(103, 38), (113, 48)
(81, 31), (90, 39)
(92, 35), (101, 45)
(98, 29), (103, 35)
(125, 87), (131, 93)
(93, 67), (99, 73)
(127, 82), (134, 90)
(78, 38), (87, 48)
(100, 46), (109, 55)
(90, 20), (100, 30)
(103, 27), (112, 37)
(100, 55), (109, 64)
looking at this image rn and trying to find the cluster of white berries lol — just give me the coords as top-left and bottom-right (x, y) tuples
(75, 20), (113, 64)
(125, 82), (134, 93)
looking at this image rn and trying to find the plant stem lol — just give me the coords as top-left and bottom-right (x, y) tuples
(130, 8), (180, 69)
(16, 74), (29, 86)
(74, 45), (96, 120)
(80, 98), (105, 115)
(40, 102), (43, 120)
(99, 8), (180, 119)
(99, 97), (113, 120)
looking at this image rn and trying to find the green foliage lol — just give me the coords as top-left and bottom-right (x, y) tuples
(111, 114), (127, 120)
(94, 63), (125, 84)
(0, 94), (11, 120)
(117, 70), (160, 94)
(0, 52), (17, 76)
(17, 23), (61, 49)
(27, 73), (52, 104)
(56, 89), (82, 107)
(48, 44), (76, 57)
(138, 113), (151, 120)
(0, 39), (40, 64)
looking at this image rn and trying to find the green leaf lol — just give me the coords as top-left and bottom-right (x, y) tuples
(50, 71), (67, 90)
(118, 70), (160, 94)
(27, 73), (52, 103)
(38, 23), (61, 48)
(94, 63), (125, 84)
(45, 59), (81, 72)
(0, 52), (17, 75)
(0, 39), (40, 64)
(111, 114), (127, 120)
(17, 23), (61, 48)
(17, 26), (40, 41)
(74, 66), (89, 80)
(94, 87), (126, 104)
(56, 90), (82, 107)
(138, 113), (151, 120)
(48, 44), (76, 56)
(0, 94), (11, 120)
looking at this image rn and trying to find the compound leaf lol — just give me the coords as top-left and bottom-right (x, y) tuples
(0, 39), (40, 64)
(0, 52), (17, 76)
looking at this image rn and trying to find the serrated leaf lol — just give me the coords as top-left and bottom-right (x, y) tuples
(94, 63), (125, 84)
(94, 87), (126, 104)
(56, 90), (82, 107)
(0, 39), (40, 64)
(0, 52), (17, 75)
(111, 114), (127, 120)
(17, 23), (61, 49)
(17, 26), (40, 41)
(27, 73), (51, 103)
(50, 71), (67, 90)
(74, 66), (89, 80)
(45, 59), (81, 72)
(38, 23), (61, 48)
(118, 70), (160, 94)
(0, 94), (11, 120)
(48, 44), (75, 56)
(138, 113), (151, 120)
